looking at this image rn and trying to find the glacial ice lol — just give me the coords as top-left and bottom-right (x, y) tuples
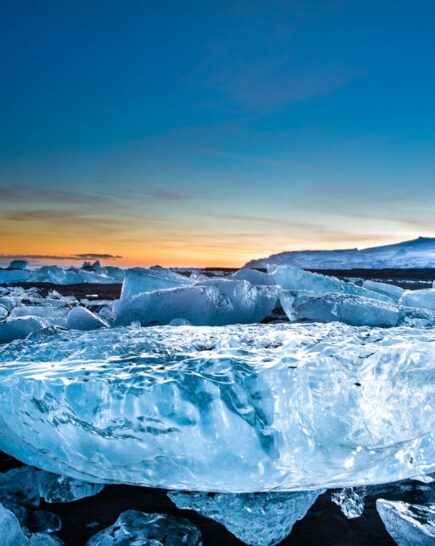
(37, 471), (104, 503)
(280, 292), (401, 327)
(7, 260), (29, 271)
(0, 317), (48, 344)
(230, 268), (274, 286)
(268, 265), (390, 299)
(331, 487), (365, 518)
(66, 307), (108, 331)
(29, 534), (65, 546)
(114, 279), (279, 326)
(0, 269), (31, 284)
(401, 289), (435, 312)
(362, 280), (404, 301)
(85, 511), (202, 546)
(0, 503), (28, 546)
(0, 323), (433, 492)
(10, 306), (69, 328)
(0, 305), (8, 321)
(120, 267), (193, 301)
(169, 490), (322, 546)
(376, 499), (435, 545)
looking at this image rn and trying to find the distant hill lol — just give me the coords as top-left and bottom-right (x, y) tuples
(246, 237), (435, 270)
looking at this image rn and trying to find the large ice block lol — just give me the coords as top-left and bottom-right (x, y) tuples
(120, 267), (193, 301)
(376, 499), (435, 545)
(114, 279), (279, 326)
(0, 323), (433, 492)
(280, 292), (401, 327)
(268, 265), (393, 302)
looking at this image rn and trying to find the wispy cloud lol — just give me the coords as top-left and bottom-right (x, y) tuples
(0, 184), (115, 206)
(148, 189), (194, 201)
(0, 253), (122, 261)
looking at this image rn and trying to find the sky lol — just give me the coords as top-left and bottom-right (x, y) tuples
(1, 0), (435, 267)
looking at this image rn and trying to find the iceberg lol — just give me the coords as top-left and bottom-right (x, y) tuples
(7, 260), (29, 270)
(230, 268), (274, 286)
(0, 269), (31, 284)
(66, 307), (108, 331)
(10, 306), (69, 328)
(120, 267), (193, 301)
(0, 323), (433, 491)
(85, 511), (202, 546)
(362, 280), (404, 301)
(268, 265), (393, 302)
(0, 317), (48, 344)
(169, 490), (322, 546)
(280, 292), (401, 327)
(376, 499), (435, 545)
(114, 279), (279, 326)
(401, 289), (435, 312)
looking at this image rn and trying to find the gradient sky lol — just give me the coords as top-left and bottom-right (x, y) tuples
(1, 1), (435, 267)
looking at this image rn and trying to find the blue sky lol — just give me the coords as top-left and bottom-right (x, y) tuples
(1, 0), (434, 266)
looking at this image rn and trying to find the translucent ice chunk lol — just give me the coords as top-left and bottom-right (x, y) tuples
(121, 267), (192, 301)
(7, 260), (29, 271)
(0, 305), (8, 321)
(85, 511), (202, 546)
(29, 534), (65, 546)
(0, 503), (28, 546)
(114, 279), (279, 326)
(230, 268), (274, 286)
(362, 280), (404, 301)
(37, 471), (104, 503)
(331, 487), (365, 518)
(10, 306), (69, 328)
(280, 292), (400, 327)
(268, 265), (393, 302)
(401, 289), (435, 312)
(169, 490), (322, 546)
(0, 323), (433, 492)
(0, 317), (48, 344)
(0, 269), (31, 284)
(376, 499), (435, 545)
(66, 307), (108, 331)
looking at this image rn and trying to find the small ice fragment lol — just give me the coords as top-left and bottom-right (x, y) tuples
(38, 472), (104, 503)
(29, 534), (65, 545)
(0, 503), (28, 546)
(331, 487), (365, 518)
(85, 511), (202, 545)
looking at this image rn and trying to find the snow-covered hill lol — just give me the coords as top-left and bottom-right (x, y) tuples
(246, 237), (435, 270)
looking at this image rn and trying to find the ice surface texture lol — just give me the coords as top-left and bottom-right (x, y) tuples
(86, 511), (202, 546)
(376, 499), (435, 545)
(0, 323), (433, 492)
(169, 490), (322, 546)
